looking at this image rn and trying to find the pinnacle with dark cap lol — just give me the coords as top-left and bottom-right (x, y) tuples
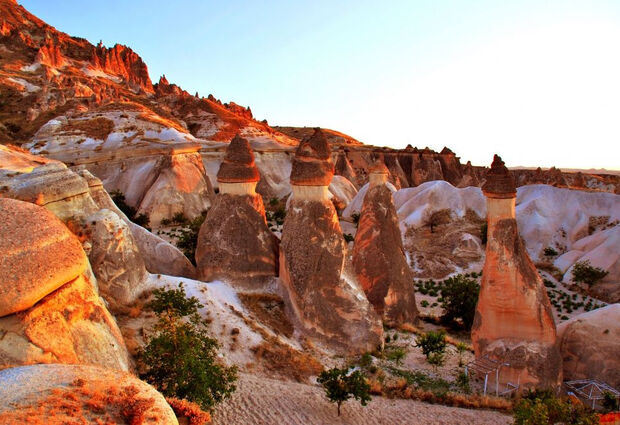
(482, 154), (516, 196)
(217, 134), (260, 183)
(290, 128), (335, 186)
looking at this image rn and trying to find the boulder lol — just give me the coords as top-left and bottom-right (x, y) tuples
(0, 198), (87, 317)
(0, 364), (178, 424)
(0, 199), (130, 371)
(557, 304), (620, 388)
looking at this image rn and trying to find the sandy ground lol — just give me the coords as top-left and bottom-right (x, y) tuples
(212, 373), (512, 425)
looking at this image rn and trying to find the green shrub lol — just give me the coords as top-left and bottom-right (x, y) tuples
(351, 213), (360, 227)
(572, 260), (608, 286)
(385, 347), (406, 365)
(439, 274), (480, 330)
(455, 370), (470, 394)
(110, 190), (150, 229)
(602, 391), (619, 413)
(139, 284), (237, 411)
(173, 212), (207, 265)
(543, 247), (558, 257)
(415, 330), (447, 364)
(420, 300), (429, 308)
(318, 367), (371, 416)
(513, 389), (598, 425)
(343, 233), (354, 243)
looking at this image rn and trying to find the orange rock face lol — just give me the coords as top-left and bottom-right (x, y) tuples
(472, 156), (561, 390)
(0, 198), (87, 317)
(353, 184), (418, 327)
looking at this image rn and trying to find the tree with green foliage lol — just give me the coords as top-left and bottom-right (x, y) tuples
(174, 212), (207, 265)
(140, 284), (237, 411)
(571, 260), (608, 286)
(440, 274), (480, 330)
(317, 367), (371, 416)
(513, 389), (598, 425)
(415, 330), (447, 368)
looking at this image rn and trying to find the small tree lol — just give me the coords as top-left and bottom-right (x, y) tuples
(440, 274), (480, 330)
(455, 342), (468, 367)
(318, 367), (371, 416)
(140, 284), (237, 411)
(572, 260), (608, 286)
(415, 330), (447, 367)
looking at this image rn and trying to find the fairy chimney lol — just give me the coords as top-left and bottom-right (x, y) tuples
(280, 129), (382, 354)
(472, 155), (561, 390)
(353, 160), (419, 327)
(195, 135), (277, 286)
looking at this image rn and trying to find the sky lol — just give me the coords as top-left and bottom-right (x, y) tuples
(20, 0), (620, 170)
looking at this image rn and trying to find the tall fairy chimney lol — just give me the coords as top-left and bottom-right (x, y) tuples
(195, 134), (277, 286)
(472, 155), (561, 390)
(279, 128), (382, 354)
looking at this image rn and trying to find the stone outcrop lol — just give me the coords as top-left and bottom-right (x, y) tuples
(0, 198), (130, 371)
(472, 155), (561, 390)
(78, 168), (196, 279)
(0, 364), (178, 424)
(280, 129), (382, 354)
(86, 209), (149, 306)
(353, 161), (419, 326)
(557, 304), (620, 388)
(196, 134), (277, 284)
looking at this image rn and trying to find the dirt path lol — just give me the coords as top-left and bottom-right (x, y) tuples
(212, 373), (513, 425)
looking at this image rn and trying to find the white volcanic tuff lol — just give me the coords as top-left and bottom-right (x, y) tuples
(344, 181), (620, 283)
(555, 226), (620, 284)
(329, 175), (358, 206)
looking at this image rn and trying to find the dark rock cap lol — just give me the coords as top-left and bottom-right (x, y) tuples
(290, 128), (334, 186)
(217, 134), (260, 183)
(482, 154), (516, 197)
(369, 159), (389, 175)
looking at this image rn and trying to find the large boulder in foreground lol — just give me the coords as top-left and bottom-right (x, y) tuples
(0, 364), (178, 424)
(557, 304), (620, 388)
(0, 198), (130, 371)
(353, 162), (418, 327)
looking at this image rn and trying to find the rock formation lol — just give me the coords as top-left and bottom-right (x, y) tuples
(0, 364), (178, 424)
(0, 198), (130, 371)
(196, 134), (277, 285)
(77, 168), (196, 278)
(279, 129), (382, 354)
(353, 160), (419, 326)
(472, 155), (561, 390)
(557, 304), (620, 388)
(86, 208), (149, 306)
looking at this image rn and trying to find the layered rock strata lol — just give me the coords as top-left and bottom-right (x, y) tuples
(0, 198), (130, 371)
(196, 134), (277, 285)
(279, 129), (382, 353)
(353, 161), (419, 326)
(472, 155), (561, 390)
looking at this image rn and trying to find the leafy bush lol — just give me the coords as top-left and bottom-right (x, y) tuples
(351, 213), (360, 227)
(455, 370), (470, 394)
(602, 391), (619, 413)
(543, 247), (558, 257)
(343, 233), (354, 243)
(110, 190), (150, 229)
(318, 367), (371, 416)
(513, 390), (598, 425)
(439, 274), (480, 330)
(415, 330), (447, 364)
(420, 300), (429, 308)
(174, 212), (207, 265)
(385, 347), (406, 365)
(139, 284), (237, 411)
(572, 260), (608, 286)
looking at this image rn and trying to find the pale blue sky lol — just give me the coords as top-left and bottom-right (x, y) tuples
(20, 1), (620, 169)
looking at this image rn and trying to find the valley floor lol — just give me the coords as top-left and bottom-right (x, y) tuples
(212, 373), (512, 425)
